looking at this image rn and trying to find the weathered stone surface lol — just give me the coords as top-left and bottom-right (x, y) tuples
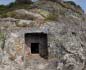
(0, 1), (86, 70)
(14, 9), (44, 20)
(0, 15), (85, 70)
(16, 20), (34, 27)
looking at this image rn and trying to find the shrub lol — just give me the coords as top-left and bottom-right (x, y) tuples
(0, 11), (16, 18)
(45, 13), (58, 21)
(0, 2), (32, 17)
(7, 2), (17, 8)
(64, 1), (76, 6)
(0, 5), (6, 10)
(0, 14), (8, 18)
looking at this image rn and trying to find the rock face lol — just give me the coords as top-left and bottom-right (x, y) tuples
(0, 1), (86, 70)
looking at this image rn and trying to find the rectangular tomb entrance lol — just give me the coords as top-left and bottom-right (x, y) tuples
(25, 33), (48, 59)
(31, 43), (39, 54)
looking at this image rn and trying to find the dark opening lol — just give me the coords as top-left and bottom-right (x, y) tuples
(31, 43), (39, 54)
(25, 33), (48, 59)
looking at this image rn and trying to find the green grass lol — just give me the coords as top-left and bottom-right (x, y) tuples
(0, 2), (33, 17)
(0, 1), (83, 18)
(45, 13), (59, 21)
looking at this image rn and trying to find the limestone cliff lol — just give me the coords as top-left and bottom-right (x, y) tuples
(0, 1), (86, 70)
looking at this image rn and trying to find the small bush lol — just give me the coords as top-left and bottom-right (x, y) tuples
(0, 11), (16, 18)
(7, 2), (17, 8)
(0, 2), (32, 17)
(0, 14), (8, 18)
(0, 5), (6, 10)
(45, 13), (58, 21)
(64, 1), (76, 6)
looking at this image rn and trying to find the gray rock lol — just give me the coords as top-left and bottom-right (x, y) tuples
(0, 2), (86, 70)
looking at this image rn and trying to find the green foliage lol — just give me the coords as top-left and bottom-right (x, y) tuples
(0, 2), (32, 17)
(7, 2), (17, 8)
(62, 1), (83, 15)
(0, 14), (8, 18)
(0, 5), (6, 10)
(0, 0), (83, 18)
(1, 11), (16, 18)
(64, 1), (76, 6)
(45, 13), (58, 21)
(0, 32), (5, 40)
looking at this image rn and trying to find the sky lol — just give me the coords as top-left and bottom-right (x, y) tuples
(0, 0), (86, 11)
(65, 0), (86, 11)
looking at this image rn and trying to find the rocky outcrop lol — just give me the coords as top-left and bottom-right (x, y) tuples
(0, 1), (86, 70)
